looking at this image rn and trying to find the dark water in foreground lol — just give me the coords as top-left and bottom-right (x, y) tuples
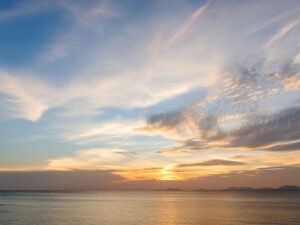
(0, 191), (300, 225)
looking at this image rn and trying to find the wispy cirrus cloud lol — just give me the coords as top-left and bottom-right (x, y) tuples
(265, 20), (299, 49)
(167, 1), (210, 45)
(0, 59), (213, 121)
(47, 148), (139, 170)
(176, 159), (245, 168)
(4, 0), (299, 123)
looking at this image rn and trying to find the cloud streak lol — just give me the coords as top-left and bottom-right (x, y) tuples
(47, 148), (139, 170)
(167, 1), (210, 45)
(176, 159), (245, 168)
(156, 105), (300, 155)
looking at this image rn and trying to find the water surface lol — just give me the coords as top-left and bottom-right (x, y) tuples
(0, 191), (299, 225)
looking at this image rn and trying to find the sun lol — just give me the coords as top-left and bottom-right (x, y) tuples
(157, 165), (182, 181)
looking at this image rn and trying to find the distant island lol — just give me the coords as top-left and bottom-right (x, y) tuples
(193, 185), (300, 191)
(278, 185), (300, 190)
(223, 185), (300, 191)
(162, 185), (300, 192)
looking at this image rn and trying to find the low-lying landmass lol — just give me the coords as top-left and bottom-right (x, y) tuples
(162, 185), (300, 192)
(193, 185), (300, 192)
(223, 185), (300, 191)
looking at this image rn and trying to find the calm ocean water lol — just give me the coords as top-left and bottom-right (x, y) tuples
(0, 191), (299, 225)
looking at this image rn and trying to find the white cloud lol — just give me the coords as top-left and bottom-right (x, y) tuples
(0, 71), (55, 121)
(167, 1), (210, 45)
(1, 0), (300, 158)
(241, 6), (300, 38)
(47, 148), (136, 170)
(265, 20), (299, 48)
(294, 53), (300, 64)
(0, 42), (217, 121)
(264, 19), (300, 66)
(1, 1), (299, 124)
(63, 119), (145, 141)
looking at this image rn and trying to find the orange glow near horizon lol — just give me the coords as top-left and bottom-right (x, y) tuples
(113, 165), (185, 181)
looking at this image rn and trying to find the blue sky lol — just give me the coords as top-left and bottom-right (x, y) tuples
(0, 0), (300, 189)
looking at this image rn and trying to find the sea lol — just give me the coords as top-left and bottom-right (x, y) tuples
(0, 191), (299, 225)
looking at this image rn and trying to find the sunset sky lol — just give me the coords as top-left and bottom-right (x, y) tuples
(0, 0), (300, 190)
